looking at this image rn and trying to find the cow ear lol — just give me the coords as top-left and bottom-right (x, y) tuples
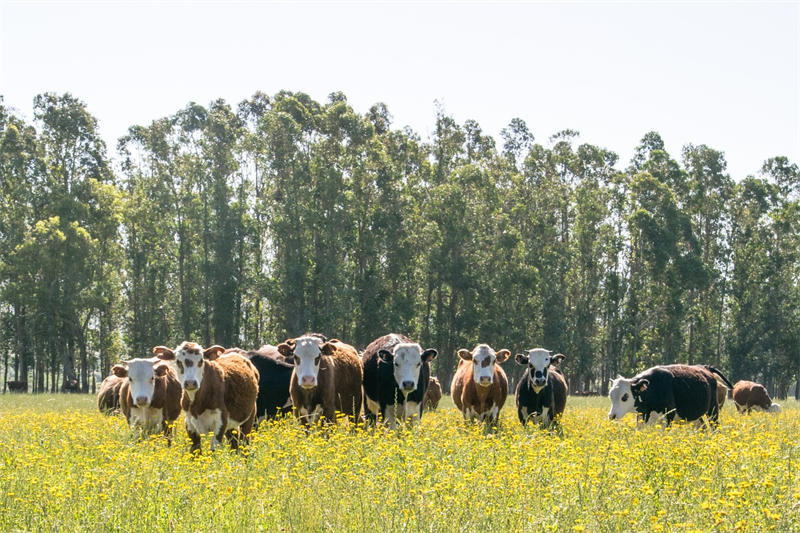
(495, 349), (511, 363)
(551, 353), (565, 366)
(153, 346), (175, 360)
(321, 342), (335, 356)
(515, 353), (529, 365)
(204, 345), (226, 360)
(378, 349), (394, 362)
(111, 364), (128, 378)
(422, 349), (438, 362)
(631, 379), (649, 394)
(457, 349), (472, 361)
(277, 342), (294, 357)
(153, 364), (169, 377)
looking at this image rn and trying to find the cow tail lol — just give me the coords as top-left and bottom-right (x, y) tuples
(704, 366), (734, 389)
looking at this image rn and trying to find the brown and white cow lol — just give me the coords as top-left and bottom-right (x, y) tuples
(278, 336), (362, 426)
(732, 380), (781, 413)
(96, 374), (125, 413)
(153, 342), (259, 452)
(423, 377), (443, 412)
(111, 358), (182, 442)
(451, 344), (510, 424)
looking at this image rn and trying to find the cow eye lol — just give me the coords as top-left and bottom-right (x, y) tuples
(621, 393), (629, 402)
(416, 362), (421, 367)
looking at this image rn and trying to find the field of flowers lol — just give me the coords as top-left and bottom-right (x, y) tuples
(0, 393), (797, 532)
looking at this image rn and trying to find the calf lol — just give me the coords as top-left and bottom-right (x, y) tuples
(154, 342), (259, 452)
(423, 377), (443, 412)
(277, 336), (362, 426)
(246, 345), (294, 423)
(96, 374), (125, 413)
(732, 380), (781, 413)
(6, 380), (27, 393)
(111, 358), (182, 441)
(451, 344), (510, 424)
(514, 348), (567, 427)
(362, 333), (438, 428)
(608, 364), (733, 426)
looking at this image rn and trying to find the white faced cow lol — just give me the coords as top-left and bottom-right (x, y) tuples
(451, 344), (510, 424)
(514, 348), (568, 427)
(111, 357), (182, 442)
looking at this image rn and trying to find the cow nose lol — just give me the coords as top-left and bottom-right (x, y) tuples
(534, 371), (543, 378)
(136, 396), (149, 406)
(300, 376), (315, 388)
(402, 381), (415, 391)
(479, 376), (492, 386)
(184, 380), (198, 390)
(608, 413), (617, 420)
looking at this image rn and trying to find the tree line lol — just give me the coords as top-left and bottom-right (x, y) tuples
(1, 92), (798, 397)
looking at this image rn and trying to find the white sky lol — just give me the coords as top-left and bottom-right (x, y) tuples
(1, 1), (798, 179)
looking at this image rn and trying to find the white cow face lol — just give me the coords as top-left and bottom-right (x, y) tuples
(514, 348), (565, 392)
(112, 357), (168, 407)
(153, 342), (225, 394)
(458, 345), (510, 387)
(278, 335), (327, 389)
(608, 376), (649, 420)
(768, 403), (781, 413)
(379, 343), (438, 395)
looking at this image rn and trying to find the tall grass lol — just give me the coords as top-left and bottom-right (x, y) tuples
(0, 394), (797, 532)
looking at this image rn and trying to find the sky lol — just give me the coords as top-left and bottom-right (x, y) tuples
(1, 1), (798, 179)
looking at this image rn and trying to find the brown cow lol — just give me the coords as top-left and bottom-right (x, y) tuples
(111, 358), (182, 442)
(278, 336), (362, 426)
(732, 380), (781, 413)
(6, 380), (27, 393)
(96, 374), (125, 413)
(423, 377), (443, 412)
(154, 342), (259, 452)
(451, 344), (510, 424)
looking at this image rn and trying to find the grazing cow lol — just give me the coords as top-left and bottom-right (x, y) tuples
(362, 333), (438, 428)
(423, 377), (443, 412)
(6, 380), (27, 393)
(62, 378), (80, 393)
(96, 374), (125, 413)
(154, 342), (259, 452)
(278, 336), (362, 426)
(451, 344), (510, 424)
(732, 380), (781, 413)
(245, 345), (294, 423)
(514, 349), (567, 427)
(608, 364), (733, 426)
(111, 358), (182, 441)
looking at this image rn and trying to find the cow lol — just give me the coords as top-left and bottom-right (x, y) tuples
(423, 377), (443, 412)
(451, 344), (510, 424)
(153, 342), (259, 452)
(362, 333), (438, 429)
(244, 345), (294, 424)
(6, 380), (27, 393)
(607, 364), (734, 427)
(111, 358), (182, 442)
(277, 335), (363, 426)
(732, 380), (781, 413)
(96, 374), (125, 413)
(514, 348), (567, 427)
(62, 378), (79, 393)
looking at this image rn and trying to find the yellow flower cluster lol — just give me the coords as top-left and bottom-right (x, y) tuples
(0, 395), (797, 532)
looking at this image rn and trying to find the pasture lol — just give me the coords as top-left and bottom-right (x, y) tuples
(0, 394), (798, 532)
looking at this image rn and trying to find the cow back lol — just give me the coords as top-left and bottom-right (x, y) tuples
(218, 354), (259, 423)
(248, 350), (293, 420)
(97, 375), (124, 413)
(328, 340), (363, 417)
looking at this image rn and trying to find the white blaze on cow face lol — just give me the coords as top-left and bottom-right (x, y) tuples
(525, 348), (554, 392)
(459, 345), (509, 387)
(291, 336), (323, 389)
(113, 357), (166, 407)
(608, 376), (636, 421)
(379, 343), (437, 395)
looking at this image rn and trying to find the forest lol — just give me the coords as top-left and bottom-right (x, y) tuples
(0, 91), (798, 397)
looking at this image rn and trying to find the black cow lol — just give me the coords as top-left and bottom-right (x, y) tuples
(362, 333), (437, 429)
(6, 380), (28, 393)
(514, 348), (567, 427)
(608, 364), (734, 426)
(246, 346), (294, 424)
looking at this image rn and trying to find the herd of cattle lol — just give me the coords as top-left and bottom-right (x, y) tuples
(94, 332), (784, 451)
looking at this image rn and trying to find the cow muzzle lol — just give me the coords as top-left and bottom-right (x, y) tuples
(183, 380), (198, 391)
(533, 378), (546, 388)
(300, 376), (316, 389)
(401, 381), (416, 393)
(135, 396), (150, 407)
(608, 412), (617, 421)
(478, 376), (493, 387)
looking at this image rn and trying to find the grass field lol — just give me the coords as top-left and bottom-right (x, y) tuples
(0, 394), (798, 532)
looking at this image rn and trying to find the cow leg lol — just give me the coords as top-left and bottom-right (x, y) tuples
(518, 407), (528, 426)
(405, 401), (419, 425)
(162, 421), (173, 446)
(187, 429), (202, 453)
(384, 405), (397, 430)
(540, 407), (551, 428)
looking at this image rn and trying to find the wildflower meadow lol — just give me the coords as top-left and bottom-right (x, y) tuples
(0, 394), (797, 532)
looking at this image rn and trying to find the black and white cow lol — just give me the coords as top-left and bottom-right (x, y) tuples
(362, 333), (438, 429)
(608, 364), (733, 427)
(514, 348), (567, 427)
